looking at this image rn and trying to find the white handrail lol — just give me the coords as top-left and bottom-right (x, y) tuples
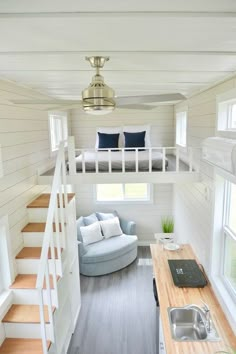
(36, 141), (68, 354)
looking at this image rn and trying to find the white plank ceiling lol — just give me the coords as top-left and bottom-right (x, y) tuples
(0, 0), (236, 102)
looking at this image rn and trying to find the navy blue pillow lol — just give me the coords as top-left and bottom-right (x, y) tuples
(124, 131), (146, 150)
(98, 132), (120, 150)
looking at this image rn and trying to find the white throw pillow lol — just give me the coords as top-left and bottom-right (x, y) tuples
(100, 217), (123, 239)
(123, 125), (151, 147)
(80, 221), (103, 245)
(95, 126), (122, 149)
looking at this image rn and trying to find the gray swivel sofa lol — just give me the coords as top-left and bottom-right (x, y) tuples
(76, 211), (138, 276)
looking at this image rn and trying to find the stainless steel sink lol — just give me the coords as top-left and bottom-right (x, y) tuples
(168, 306), (221, 342)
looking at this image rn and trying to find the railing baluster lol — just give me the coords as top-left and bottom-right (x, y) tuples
(176, 147), (179, 172)
(95, 150), (98, 173)
(189, 147), (193, 172)
(67, 136), (76, 175)
(81, 149), (85, 173)
(108, 149), (112, 173)
(122, 148), (125, 173)
(38, 288), (48, 354)
(45, 261), (55, 342)
(54, 206), (62, 277)
(162, 148), (166, 172)
(149, 148), (152, 173)
(135, 149), (138, 172)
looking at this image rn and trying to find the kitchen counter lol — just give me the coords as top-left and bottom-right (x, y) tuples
(150, 243), (236, 354)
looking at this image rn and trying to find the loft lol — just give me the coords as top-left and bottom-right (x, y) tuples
(38, 136), (200, 185)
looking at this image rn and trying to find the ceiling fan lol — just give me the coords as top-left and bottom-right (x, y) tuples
(11, 56), (186, 114)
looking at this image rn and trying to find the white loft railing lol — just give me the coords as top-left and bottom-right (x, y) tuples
(36, 141), (68, 354)
(67, 136), (199, 174)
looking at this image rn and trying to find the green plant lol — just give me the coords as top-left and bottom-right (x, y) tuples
(161, 217), (174, 233)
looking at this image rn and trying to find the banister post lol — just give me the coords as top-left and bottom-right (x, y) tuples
(68, 136), (76, 175)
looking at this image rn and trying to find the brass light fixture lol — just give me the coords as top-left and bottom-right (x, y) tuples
(82, 56), (115, 115)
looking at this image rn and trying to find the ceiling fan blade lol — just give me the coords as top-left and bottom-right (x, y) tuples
(10, 99), (77, 105)
(118, 104), (156, 110)
(116, 93), (186, 106)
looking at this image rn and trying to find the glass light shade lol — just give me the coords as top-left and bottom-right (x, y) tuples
(82, 73), (115, 115)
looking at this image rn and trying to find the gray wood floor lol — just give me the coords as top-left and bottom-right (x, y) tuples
(67, 247), (158, 354)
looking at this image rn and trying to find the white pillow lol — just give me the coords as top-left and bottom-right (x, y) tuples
(100, 217), (123, 239)
(95, 126), (122, 149)
(80, 221), (103, 245)
(123, 125), (151, 147)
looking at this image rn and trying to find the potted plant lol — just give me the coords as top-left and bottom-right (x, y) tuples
(154, 217), (175, 243)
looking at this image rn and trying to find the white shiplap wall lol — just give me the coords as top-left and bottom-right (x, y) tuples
(174, 76), (236, 272)
(71, 105), (174, 148)
(75, 183), (173, 244)
(0, 81), (54, 280)
(71, 106), (175, 243)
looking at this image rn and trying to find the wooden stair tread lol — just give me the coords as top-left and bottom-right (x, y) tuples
(0, 338), (50, 354)
(22, 222), (62, 233)
(16, 247), (62, 260)
(2, 304), (53, 324)
(10, 274), (59, 289)
(27, 193), (75, 208)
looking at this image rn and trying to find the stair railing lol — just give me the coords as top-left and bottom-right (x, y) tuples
(36, 140), (69, 354)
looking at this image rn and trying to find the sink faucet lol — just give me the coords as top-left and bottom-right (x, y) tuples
(183, 301), (211, 333)
(200, 300), (211, 333)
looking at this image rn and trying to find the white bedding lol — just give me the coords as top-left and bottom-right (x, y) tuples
(72, 150), (168, 172)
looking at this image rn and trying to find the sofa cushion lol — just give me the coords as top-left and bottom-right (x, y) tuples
(81, 234), (138, 264)
(83, 213), (98, 226)
(100, 217), (123, 239)
(96, 211), (118, 221)
(76, 216), (85, 243)
(80, 221), (103, 245)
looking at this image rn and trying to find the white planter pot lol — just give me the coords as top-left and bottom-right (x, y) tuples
(154, 233), (175, 244)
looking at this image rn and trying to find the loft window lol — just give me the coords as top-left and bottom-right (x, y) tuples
(95, 183), (152, 203)
(49, 112), (68, 152)
(217, 88), (236, 131)
(176, 111), (187, 147)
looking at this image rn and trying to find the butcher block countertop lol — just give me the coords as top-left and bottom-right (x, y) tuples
(150, 243), (236, 354)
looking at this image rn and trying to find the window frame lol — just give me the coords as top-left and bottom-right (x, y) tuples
(48, 111), (68, 153)
(175, 111), (187, 147)
(94, 183), (153, 204)
(210, 171), (236, 334)
(221, 181), (236, 299)
(0, 144), (3, 178)
(217, 88), (236, 132)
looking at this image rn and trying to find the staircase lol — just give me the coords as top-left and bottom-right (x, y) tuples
(0, 143), (81, 354)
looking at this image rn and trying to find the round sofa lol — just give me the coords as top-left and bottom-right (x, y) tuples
(76, 211), (138, 276)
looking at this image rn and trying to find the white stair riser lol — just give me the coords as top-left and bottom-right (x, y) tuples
(16, 259), (62, 276)
(12, 289), (57, 306)
(27, 208), (66, 222)
(23, 232), (65, 248)
(4, 322), (53, 340)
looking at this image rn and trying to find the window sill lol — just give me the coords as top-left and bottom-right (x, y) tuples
(95, 199), (153, 205)
(210, 275), (236, 335)
(176, 144), (187, 148)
